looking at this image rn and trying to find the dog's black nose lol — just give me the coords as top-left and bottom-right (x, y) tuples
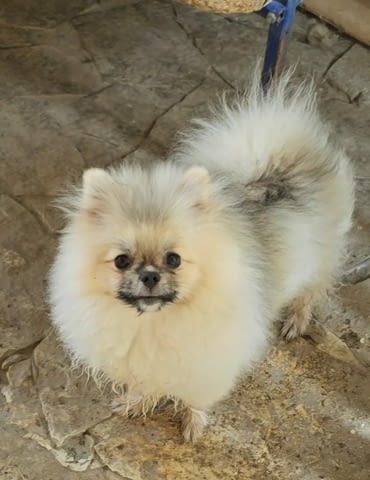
(139, 270), (161, 289)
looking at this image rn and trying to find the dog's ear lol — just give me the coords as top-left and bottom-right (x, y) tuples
(81, 168), (115, 218)
(177, 166), (210, 208)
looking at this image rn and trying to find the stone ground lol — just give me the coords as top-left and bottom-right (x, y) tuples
(0, 1), (369, 479)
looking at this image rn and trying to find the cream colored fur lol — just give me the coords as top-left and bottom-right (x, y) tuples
(49, 71), (354, 441)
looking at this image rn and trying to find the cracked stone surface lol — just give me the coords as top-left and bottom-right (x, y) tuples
(0, 1), (369, 479)
(326, 44), (370, 105)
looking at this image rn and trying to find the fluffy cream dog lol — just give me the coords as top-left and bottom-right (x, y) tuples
(49, 72), (354, 441)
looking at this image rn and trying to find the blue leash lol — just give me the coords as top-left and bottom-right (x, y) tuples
(257, 0), (302, 91)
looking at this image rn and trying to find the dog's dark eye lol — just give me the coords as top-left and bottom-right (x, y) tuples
(165, 252), (181, 269)
(114, 254), (131, 270)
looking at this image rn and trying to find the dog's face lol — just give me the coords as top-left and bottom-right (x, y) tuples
(103, 221), (199, 313)
(73, 165), (212, 313)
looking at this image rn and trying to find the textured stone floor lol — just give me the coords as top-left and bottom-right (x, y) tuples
(1, 1), (369, 479)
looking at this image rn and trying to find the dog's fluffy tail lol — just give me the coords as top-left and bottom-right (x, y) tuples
(173, 67), (334, 183)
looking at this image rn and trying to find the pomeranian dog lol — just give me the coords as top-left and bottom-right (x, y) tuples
(49, 71), (354, 441)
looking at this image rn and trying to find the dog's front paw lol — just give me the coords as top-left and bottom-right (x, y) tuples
(111, 392), (144, 418)
(181, 407), (208, 442)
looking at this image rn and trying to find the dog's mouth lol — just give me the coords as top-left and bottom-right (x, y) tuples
(117, 292), (177, 313)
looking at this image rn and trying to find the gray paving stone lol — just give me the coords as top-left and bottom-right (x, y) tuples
(0, 195), (51, 362)
(0, 23), (105, 97)
(327, 44), (370, 105)
(34, 333), (113, 446)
